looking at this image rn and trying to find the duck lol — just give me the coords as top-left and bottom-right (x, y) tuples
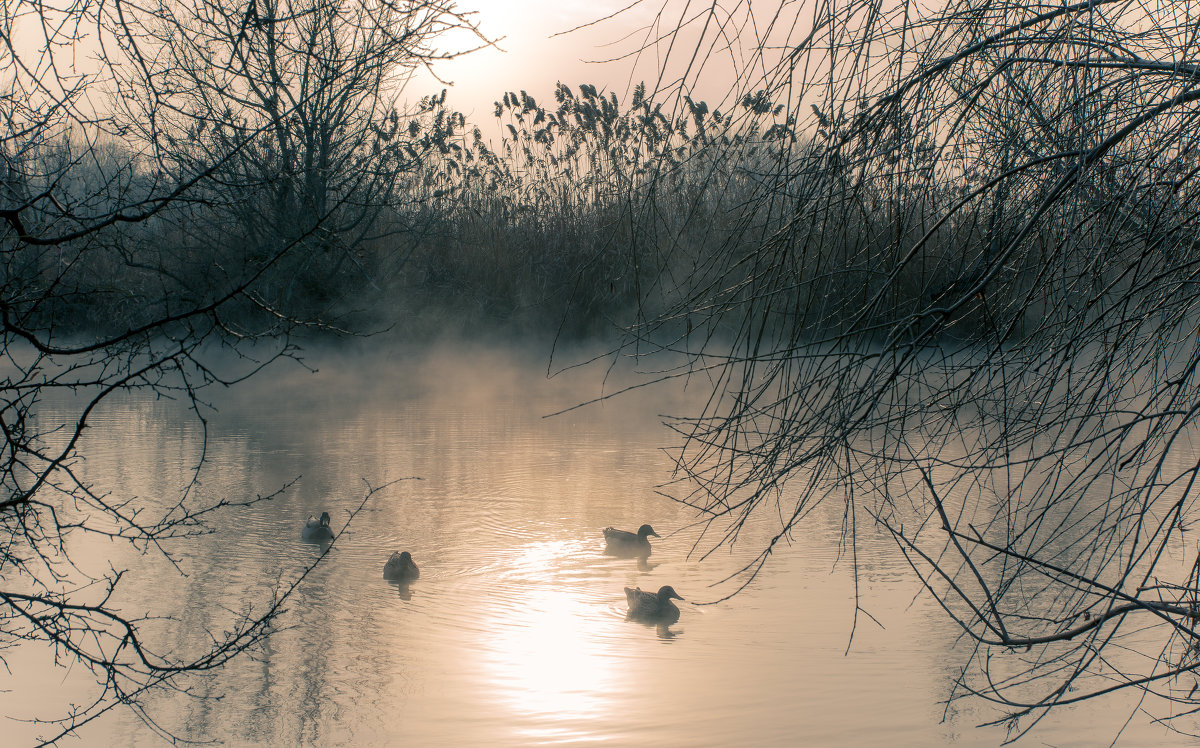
(603, 524), (659, 557)
(624, 585), (684, 624)
(383, 551), (419, 583)
(301, 511), (334, 541)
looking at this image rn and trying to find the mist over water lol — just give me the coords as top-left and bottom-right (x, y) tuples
(3, 340), (1195, 746)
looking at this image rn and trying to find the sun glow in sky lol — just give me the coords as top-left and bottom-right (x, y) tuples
(415, 0), (776, 135)
(410, 1), (655, 120)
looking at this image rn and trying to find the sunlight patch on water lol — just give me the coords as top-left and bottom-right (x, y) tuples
(475, 540), (628, 742)
(505, 539), (579, 580)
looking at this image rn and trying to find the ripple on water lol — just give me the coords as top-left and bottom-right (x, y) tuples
(32, 350), (1187, 748)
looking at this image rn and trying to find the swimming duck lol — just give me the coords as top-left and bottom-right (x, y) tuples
(624, 585), (684, 624)
(603, 524), (659, 557)
(383, 551), (419, 583)
(301, 511), (334, 541)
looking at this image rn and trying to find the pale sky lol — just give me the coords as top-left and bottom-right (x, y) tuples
(410, 1), (661, 122)
(417, 1), (793, 130)
(11, 0), (748, 133)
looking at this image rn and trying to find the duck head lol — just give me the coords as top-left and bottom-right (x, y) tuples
(638, 524), (660, 539)
(657, 585), (684, 601)
(319, 511), (331, 527)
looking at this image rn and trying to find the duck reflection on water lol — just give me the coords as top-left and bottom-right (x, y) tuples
(636, 557), (659, 572)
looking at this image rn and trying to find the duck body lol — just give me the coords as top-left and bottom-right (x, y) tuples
(301, 511), (334, 542)
(624, 585), (684, 624)
(383, 551), (420, 583)
(603, 524), (659, 558)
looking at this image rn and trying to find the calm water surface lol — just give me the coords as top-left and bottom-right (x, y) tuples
(4, 343), (1195, 746)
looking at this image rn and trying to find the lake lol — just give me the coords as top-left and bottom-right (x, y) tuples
(3, 341), (1194, 746)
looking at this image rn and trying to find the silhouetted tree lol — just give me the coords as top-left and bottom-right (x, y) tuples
(616, 0), (1200, 740)
(0, 0), (468, 742)
(126, 0), (485, 316)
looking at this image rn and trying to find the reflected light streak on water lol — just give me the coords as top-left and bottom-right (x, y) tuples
(486, 590), (609, 722)
(473, 538), (633, 743)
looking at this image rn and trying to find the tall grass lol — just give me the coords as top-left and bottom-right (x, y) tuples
(11, 82), (1077, 344)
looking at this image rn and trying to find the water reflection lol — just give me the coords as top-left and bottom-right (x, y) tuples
(389, 580), (416, 600)
(484, 541), (615, 725)
(636, 558), (659, 572)
(480, 583), (618, 723)
(8, 344), (1198, 746)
